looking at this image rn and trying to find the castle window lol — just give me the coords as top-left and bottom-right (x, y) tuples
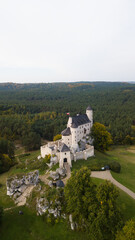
(65, 153), (66, 155)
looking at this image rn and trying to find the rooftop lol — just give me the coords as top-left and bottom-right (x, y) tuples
(86, 106), (92, 110)
(60, 143), (70, 152)
(71, 114), (90, 128)
(61, 127), (71, 136)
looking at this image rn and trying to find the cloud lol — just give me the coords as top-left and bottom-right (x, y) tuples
(0, 0), (135, 82)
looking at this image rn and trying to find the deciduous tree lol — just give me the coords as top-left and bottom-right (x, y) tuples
(91, 122), (113, 152)
(64, 167), (97, 230)
(116, 219), (135, 240)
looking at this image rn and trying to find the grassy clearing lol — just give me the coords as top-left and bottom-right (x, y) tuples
(0, 206), (89, 240)
(0, 145), (135, 239)
(0, 149), (42, 209)
(0, 178), (134, 240)
(109, 146), (135, 192)
(72, 146), (135, 192)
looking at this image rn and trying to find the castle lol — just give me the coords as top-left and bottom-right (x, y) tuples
(41, 106), (94, 168)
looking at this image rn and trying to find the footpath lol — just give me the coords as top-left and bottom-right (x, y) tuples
(91, 170), (135, 200)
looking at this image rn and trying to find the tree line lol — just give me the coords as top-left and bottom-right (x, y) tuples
(0, 82), (135, 149)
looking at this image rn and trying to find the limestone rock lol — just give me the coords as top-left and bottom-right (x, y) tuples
(46, 162), (53, 168)
(69, 214), (75, 230)
(48, 180), (53, 188)
(56, 168), (67, 178)
(36, 198), (49, 215)
(50, 156), (58, 164)
(49, 171), (59, 180)
(6, 170), (39, 198)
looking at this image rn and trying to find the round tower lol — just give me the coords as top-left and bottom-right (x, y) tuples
(86, 106), (93, 126)
(67, 117), (72, 128)
(71, 123), (78, 151)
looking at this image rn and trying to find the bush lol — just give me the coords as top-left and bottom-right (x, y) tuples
(53, 134), (62, 141)
(0, 154), (15, 174)
(109, 161), (121, 173)
(89, 164), (102, 171)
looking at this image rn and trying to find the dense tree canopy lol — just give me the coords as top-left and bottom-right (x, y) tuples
(0, 138), (15, 173)
(90, 181), (122, 240)
(91, 122), (113, 152)
(0, 138), (14, 159)
(0, 82), (135, 146)
(22, 132), (41, 151)
(65, 167), (97, 230)
(116, 219), (135, 240)
(64, 167), (122, 239)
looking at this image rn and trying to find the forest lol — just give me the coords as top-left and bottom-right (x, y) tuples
(0, 82), (135, 150)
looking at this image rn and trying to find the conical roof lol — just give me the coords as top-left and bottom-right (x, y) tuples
(61, 127), (71, 136)
(60, 143), (70, 152)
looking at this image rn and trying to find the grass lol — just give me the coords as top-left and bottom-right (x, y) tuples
(0, 149), (42, 208)
(109, 146), (135, 192)
(0, 145), (135, 239)
(50, 163), (59, 171)
(0, 178), (134, 240)
(72, 145), (135, 192)
(0, 207), (89, 240)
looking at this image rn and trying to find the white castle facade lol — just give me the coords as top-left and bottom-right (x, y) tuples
(41, 106), (94, 168)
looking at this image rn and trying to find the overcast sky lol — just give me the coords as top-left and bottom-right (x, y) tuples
(0, 0), (135, 83)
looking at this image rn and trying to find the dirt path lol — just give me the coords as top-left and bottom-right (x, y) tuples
(39, 173), (50, 185)
(91, 170), (135, 200)
(15, 185), (35, 206)
(63, 164), (71, 184)
(4, 206), (17, 211)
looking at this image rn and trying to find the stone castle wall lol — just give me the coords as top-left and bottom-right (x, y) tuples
(74, 145), (94, 161)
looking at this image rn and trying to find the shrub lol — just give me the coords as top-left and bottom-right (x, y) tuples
(53, 134), (62, 141)
(0, 154), (15, 174)
(89, 164), (102, 171)
(109, 161), (121, 173)
(44, 154), (51, 163)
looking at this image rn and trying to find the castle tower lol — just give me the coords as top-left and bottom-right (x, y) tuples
(71, 123), (78, 152)
(67, 117), (72, 128)
(86, 106), (93, 127)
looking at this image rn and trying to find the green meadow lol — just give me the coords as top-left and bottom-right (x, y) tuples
(0, 145), (135, 240)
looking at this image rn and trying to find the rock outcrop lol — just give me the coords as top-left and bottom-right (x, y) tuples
(49, 171), (59, 180)
(49, 168), (67, 180)
(36, 197), (61, 218)
(56, 168), (67, 178)
(6, 170), (39, 198)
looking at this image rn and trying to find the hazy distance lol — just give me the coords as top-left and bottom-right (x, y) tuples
(0, 0), (135, 83)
